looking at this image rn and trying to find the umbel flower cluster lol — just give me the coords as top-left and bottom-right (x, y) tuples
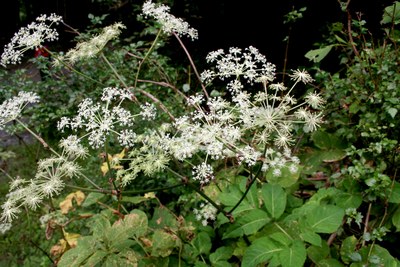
(0, 0), (325, 230)
(0, 14), (62, 66)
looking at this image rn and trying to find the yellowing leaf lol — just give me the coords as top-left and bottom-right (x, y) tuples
(144, 192), (156, 199)
(59, 191), (86, 214)
(64, 232), (81, 248)
(100, 149), (126, 176)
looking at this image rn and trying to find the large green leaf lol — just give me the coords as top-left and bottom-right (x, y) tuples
(279, 240), (307, 267)
(305, 45), (334, 63)
(305, 205), (344, 233)
(307, 242), (330, 264)
(108, 210), (148, 250)
(83, 250), (108, 266)
(209, 246), (234, 267)
(266, 165), (302, 188)
(262, 183), (287, 219)
(193, 232), (212, 255)
(58, 236), (97, 267)
(151, 229), (178, 257)
(223, 209), (270, 239)
(242, 237), (284, 267)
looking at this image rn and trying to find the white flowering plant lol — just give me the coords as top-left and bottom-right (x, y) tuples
(2, 1), (383, 266)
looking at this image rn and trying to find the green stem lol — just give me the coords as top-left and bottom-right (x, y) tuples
(15, 119), (102, 190)
(45, 48), (106, 87)
(166, 167), (225, 214)
(133, 29), (162, 90)
(100, 53), (128, 88)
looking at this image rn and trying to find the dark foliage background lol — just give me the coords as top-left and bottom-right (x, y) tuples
(0, 0), (394, 71)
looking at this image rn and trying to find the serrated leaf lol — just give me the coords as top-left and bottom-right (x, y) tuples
(305, 45), (334, 63)
(262, 183), (287, 219)
(305, 205), (344, 233)
(223, 209), (270, 239)
(242, 237), (284, 267)
(279, 240), (307, 267)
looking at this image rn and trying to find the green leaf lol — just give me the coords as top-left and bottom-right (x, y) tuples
(311, 131), (347, 150)
(83, 250), (108, 266)
(307, 242), (330, 264)
(279, 240), (307, 267)
(149, 206), (178, 230)
(262, 183), (287, 219)
(300, 230), (321, 246)
(305, 205), (344, 233)
(58, 236), (97, 267)
(82, 192), (105, 207)
(388, 181), (400, 203)
(381, 1), (400, 24)
(210, 246), (234, 266)
(242, 237), (284, 267)
(193, 232), (212, 255)
(305, 45), (334, 63)
(90, 214), (111, 240)
(223, 209), (271, 239)
(334, 192), (362, 209)
(151, 229), (178, 257)
(266, 165), (301, 188)
(317, 258), (345, 267)
(392, 207), (400, 232)
(387, 107), (398, 118)
(340, 235), (358, 264)
(108, 209), (148, 249)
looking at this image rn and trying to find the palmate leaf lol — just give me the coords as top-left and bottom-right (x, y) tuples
(242, 237), (284, 267)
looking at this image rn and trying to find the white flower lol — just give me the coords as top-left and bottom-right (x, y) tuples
(140, 103), (157, 120)
(192, 162), (214, 184)
(289, 69), (314, 84)
(142, 0), (198, 39)
(0, 92), (40, 130)
(305, 92), (326, 109)
(1, 14), (62, 66)
(201, 46), (276, 85)
(193, 202), (218, 226)
(64, 23), (126, 64)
